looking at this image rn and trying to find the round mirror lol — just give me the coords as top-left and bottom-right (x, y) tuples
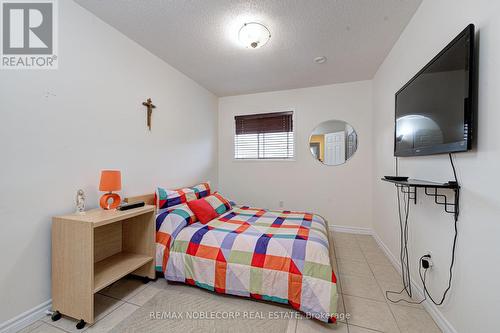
(309, 120), (358, 166)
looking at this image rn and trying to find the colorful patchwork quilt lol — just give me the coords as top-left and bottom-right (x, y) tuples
(155, 205), (338, 322)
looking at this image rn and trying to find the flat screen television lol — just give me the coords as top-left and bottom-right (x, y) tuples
(394, 24), (475, 157)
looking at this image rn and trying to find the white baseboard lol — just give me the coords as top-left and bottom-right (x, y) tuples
(0, 299), (51, 333)
(371, 232), (457, 333)
(328, 225), (373, 235)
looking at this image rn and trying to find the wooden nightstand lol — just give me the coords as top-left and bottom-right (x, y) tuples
(51, 205), (155, 329)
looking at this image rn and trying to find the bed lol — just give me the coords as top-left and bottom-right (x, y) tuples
(126, 193), (339, 323)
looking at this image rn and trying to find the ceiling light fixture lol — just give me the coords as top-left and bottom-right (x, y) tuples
(314, 56), (327, 64)
(238, 22), (271, 49)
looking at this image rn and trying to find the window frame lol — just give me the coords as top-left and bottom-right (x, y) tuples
(233, 109), (296, 162)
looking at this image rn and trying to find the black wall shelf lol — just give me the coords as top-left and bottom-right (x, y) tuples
(381, 178), (460, 217)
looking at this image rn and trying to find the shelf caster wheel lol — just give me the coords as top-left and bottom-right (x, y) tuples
(76, 319), (86, 330)
(51, 311), (61, 321)
(141, 276), (151, 284)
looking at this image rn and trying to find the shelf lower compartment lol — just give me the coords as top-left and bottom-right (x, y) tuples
(94, 252), (153, 293)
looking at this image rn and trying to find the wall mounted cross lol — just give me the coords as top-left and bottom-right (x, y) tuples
(142, 98), (156, 131)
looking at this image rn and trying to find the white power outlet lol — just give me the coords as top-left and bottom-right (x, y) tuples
(279, 201), (284, 208)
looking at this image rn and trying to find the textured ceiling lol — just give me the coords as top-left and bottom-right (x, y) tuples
(75, 0), (422, 96)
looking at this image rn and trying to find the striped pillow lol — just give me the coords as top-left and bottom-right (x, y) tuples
(191, 182), (211, 199)
(156, 182), (211, 211)
(156, 187), (196, 210)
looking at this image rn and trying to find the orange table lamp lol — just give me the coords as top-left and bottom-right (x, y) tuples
(99, 170), (122, 210)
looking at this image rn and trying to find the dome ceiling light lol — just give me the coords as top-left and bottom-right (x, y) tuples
(238, 22), (271, 49)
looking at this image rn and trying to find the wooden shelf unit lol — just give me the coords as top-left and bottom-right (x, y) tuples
(52, 205), (155, 324)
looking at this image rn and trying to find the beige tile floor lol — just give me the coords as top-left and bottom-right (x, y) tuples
(18, 232), (442, 333)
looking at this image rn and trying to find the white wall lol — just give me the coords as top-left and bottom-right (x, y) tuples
(371, 1), (500, 332)
(0, 0), (218, 324)
(219, 81), (373, 229)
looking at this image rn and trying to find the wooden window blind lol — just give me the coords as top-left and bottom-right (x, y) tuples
(234, 111), (294, 159)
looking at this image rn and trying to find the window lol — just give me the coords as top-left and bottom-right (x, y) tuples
(234, 111), (294, 160)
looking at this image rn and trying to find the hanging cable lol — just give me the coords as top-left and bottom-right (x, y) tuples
(418, 153), (459, 305)
(387, 153), (460, 306)
(386, 177), (419, 303)
(386, 156), (424, 304)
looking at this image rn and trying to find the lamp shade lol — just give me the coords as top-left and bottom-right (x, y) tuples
(99, 170), (121, 192)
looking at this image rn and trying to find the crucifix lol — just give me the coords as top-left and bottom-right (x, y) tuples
(142, 98), (156, 131)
